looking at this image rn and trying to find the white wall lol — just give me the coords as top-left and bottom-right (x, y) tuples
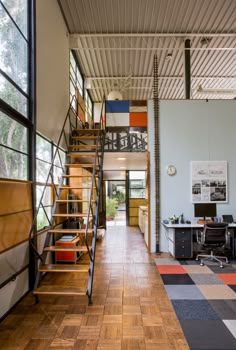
(36, 0), (69, 144)
(0, 242), (29, 318)
(148, 100), (236, 252)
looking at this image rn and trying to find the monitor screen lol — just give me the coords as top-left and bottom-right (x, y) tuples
(194, 203), (217, 219)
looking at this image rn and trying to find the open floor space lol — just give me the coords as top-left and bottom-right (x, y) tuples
(0, 226), (189, 350)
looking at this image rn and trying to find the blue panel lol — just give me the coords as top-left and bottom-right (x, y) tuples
(106, 100), (129, 113)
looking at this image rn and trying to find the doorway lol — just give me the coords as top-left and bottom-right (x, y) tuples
(105, 180), (126, 226)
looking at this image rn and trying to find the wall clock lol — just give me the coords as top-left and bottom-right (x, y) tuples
(167, 165), (176, 176)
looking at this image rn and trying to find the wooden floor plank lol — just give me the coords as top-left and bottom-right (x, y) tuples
(0, 225), (189, 350)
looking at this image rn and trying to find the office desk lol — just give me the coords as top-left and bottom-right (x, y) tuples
(162, 223), (236, 259)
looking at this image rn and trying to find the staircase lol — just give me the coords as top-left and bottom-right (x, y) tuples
(31, 110), (105, 304)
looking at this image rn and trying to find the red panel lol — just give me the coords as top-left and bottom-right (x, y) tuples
(56, 240), (76, 262)
(129, 112), (147, 127)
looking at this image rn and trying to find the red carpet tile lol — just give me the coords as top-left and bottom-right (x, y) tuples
(217, 273), (236, 285)
(157, 265), (186, 274)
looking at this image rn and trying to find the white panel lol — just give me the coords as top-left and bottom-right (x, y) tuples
(36, 0), (69, 143)
(0, 241), (29, 284)
(0, 269), (28, 319)
(94, 103), (103, 123)
(106, 113), (129, 127)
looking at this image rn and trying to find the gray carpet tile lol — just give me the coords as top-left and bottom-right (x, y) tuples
(208, 300), (236, 320)
(172, 300), (219, 320)
(164, 285), (205, 300)
(189, 273), (224, 285)
(180, 320), (236, 349)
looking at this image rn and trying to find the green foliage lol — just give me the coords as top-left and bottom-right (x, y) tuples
(106, 197), (118, 219)
(114, 190), (125, 204)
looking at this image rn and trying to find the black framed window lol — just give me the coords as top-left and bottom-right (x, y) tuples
(0, 0), (29, 118)
(70, 51), (83, 101)
(129, 171), (146, 199)
(0, 0), (34, 183)
(36, 133), (65, 230)
(0, 110), (28, 180)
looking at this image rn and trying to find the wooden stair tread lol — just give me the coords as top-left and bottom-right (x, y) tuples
(65, 164), (98, 168)
(73, 129), (102, 134)
(33, 285), (87, 296)
(44, 245), (91, 252)
(59, 186), (95, 190)
(62, 175), (96, 178)
(69, 144), (99, 149)
(56, 199), (96, 203)
(39, 264), (89, 272)
(72, 136), (98, 140)
(48, 229), (93, 234)
(67, 153), (97, 157)
(53, 213), (93, 217)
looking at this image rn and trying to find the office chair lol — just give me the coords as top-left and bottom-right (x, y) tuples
(196, 223), (229, 268)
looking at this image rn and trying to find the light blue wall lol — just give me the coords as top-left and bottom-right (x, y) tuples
(148, 100), (236, 252)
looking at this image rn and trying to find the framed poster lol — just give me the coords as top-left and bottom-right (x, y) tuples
(191, 161), (227, 203)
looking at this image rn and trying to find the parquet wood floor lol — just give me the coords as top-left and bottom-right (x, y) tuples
(0, 226), (189, 349)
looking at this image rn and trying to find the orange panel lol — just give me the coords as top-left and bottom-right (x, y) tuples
(129, 112), (147, 127)
(56, 240), (77, 262)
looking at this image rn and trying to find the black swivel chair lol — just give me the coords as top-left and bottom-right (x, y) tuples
(196, 223), (229, 268)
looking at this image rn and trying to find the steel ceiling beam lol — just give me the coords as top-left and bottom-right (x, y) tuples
(70, 33), (236, 38)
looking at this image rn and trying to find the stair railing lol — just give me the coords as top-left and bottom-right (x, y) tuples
(29, 95), (84, 267)
(86, 96), (106, 303)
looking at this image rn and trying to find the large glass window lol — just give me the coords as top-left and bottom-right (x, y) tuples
(0, 1), (29, 117)
(0, 111), (28, 180)
(70, 51), (83, 100)
(36, 133), (66, 230)
(0, 0), (31, 181)
(129, 171), (146, 198)
(36, 134), (52, 229)
(84, 89), (93, 121)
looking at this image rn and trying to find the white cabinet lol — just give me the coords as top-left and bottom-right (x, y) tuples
(144, 210), (149, 247)
(139, 206), (147, 233)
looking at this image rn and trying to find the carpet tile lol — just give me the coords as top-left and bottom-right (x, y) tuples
(208, 300), (236, 319)
(157, 265), (187, 274)
(207, 265), (236, 273)
(155, 258), (236, 349)
(161, 274), (194, 285)
(172, 300), (219, 320)
(229, 285), (236, 292)
(154, 258), (180, 265)
(216, 273), (236, 284)
(197, 284), (236, 300)
(188, 273), (224, 285)
(180, 320), (236, 349)
(165, 285), (205, 300)
(223, 320), (236, 339)
(183, 265), (214, 274)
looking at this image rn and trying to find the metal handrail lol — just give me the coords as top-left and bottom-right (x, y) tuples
(28, 95), (82, 255)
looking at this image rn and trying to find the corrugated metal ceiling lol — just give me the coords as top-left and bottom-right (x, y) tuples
(58, 0), (236, 101)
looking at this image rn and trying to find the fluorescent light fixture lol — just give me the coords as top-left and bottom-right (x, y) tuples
(196, 85), (236, 95)
(117, 157), (126, 160)
(119, 166), (126, 169)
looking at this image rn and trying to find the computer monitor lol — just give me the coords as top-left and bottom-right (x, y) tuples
(194, 203), (217, 220)
(222, 214), (234, 223)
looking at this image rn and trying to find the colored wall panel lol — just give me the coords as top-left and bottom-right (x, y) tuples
(106, 100), (129, 113)
(130, 112), (147, 127)
(106, 113), (130, 127)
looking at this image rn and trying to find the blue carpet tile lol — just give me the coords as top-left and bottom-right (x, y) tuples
(155, 258), (236, 350)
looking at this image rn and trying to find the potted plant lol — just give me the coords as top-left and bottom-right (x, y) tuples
(106, 197), (118, 220)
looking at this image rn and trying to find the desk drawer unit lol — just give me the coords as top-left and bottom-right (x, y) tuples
(169, 228), (192, 258)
